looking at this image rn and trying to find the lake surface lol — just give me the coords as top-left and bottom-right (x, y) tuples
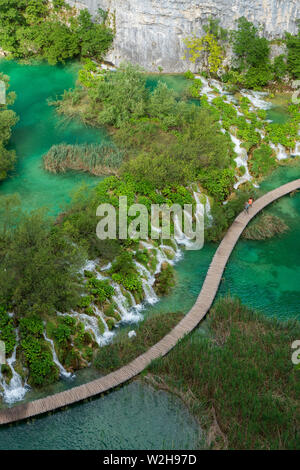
(0, 61), (299, 449)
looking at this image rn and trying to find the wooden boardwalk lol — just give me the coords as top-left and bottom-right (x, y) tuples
(0, 179), (299, 425)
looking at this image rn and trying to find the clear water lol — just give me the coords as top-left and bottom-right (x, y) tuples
(0, 63), (299, 449)
(0, 382), (202, 450)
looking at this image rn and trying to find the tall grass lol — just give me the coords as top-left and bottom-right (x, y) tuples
(93, 312), (184, 373)
(43, 143), (124, 176)
(243, 212), (288, 240)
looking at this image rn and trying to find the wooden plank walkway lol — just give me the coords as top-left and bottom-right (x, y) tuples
(0, 179), (299, 425)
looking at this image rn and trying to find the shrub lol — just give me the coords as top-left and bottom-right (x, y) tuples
(250, 144), (277, 178)
(198, 168), (235, 201)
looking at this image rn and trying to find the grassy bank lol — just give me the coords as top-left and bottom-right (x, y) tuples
(43, 143), (123, 176)
(242, 212), (289, 240)
(94, 312), (184, 374)
(146, 297), (300, 450)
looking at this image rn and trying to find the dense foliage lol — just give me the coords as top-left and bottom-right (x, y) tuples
(0, 204), (86, 316)
(0, 1), (113, 64)
(55, 63), (234, 191)
(285, 24), (300, 79)
(0, 73), (18, 181)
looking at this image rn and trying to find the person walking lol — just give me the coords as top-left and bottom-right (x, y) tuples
(244, 200), (250, 213)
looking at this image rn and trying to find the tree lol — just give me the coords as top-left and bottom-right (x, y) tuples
(0, 209), (86, 315)
(231, 17), (270, 71)
(285, 25), (300, 79)
(0, 73), (18, 180)
(92, 63), (148, 128)
(77, 9), (113, 60)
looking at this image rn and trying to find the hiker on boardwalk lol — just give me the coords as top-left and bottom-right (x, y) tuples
(244, 198), (254, 214)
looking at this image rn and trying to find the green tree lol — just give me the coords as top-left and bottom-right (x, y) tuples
(232, 17), (270, 71)
(285, 25), (300, 78)
(0, 73), (18, 180)
(0, 209), (86, 316)
(77, 9), (113, 60)
(92, 63), (148, 128)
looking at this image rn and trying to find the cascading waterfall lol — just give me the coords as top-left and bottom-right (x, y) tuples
(43, 331), (74, 378)
(269, 142), (289, 161)
(240, 90), (272, 110)
(134, 261), (159, 305)
(0, 331), (29, 404)
(195, 75), (300, 187)
(230, 134), (252, 189)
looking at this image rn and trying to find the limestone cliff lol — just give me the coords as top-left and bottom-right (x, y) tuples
(68, 0), (299, 72)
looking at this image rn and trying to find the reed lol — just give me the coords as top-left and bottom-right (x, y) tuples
(242, 212), (288, 240)
(43, 143), (124, 176)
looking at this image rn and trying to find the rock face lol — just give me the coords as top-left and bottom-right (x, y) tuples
(68, 0), (299, 72)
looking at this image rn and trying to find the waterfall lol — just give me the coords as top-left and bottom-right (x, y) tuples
(59, 311), (114, 346)
(134, 261), (159, 305)
(43, 331), (74, 379)
(270, 142), (289, 161)
(0, 331), (29, 404)
(240, 90), (272, 110)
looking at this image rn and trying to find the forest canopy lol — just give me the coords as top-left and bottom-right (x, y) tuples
(0, 0), (114, 64)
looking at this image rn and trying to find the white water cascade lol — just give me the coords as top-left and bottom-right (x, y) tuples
(134, 261), (159, 305)
(43, 331), (74, 378)
(229, 134), (252, 189)
(240, 90), (272, 110)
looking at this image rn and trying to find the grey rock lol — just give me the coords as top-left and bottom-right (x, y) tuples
(67, 0), (299, 72)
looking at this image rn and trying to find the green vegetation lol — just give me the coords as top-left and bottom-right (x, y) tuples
(47, 315), (94, 369)
(218, 19), (300, 88)
(19, 314), (59, 386)
(94, 311), (183, 373)
(0, 73), (18, 181)
(242, 213), (289, 240)
(198, 168), (235, 202)
(0, 306), (16, 356)
(0, 205), (86, 316)
(154, 263), (176, 295)
(54, 63), (233, 191)
(43, 143), (123, 176)
(148, 296), (300, 450)
(109, 251), (142, 293)
(285, 24), (300, 79)
(0, 1), (113, 64)
(250, 144), (277, 178)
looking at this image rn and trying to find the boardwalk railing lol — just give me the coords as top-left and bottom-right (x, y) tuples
(0, 179), (299, 425)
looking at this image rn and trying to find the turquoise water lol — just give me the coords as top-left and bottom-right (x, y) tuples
(0, 60), (106, 215)
(0, 62), (299, 449)
(0, 382), (202, 450)
(146, 164), (300, 321)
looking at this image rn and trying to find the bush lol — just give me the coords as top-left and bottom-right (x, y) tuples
(285, 26), (300, 79)
(154, 264), (175, 295)
(94, 312), (183, 373)
(250, 144), (277, 178)
(0, 2), (113, 64)
(198, 168), (235, 201)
